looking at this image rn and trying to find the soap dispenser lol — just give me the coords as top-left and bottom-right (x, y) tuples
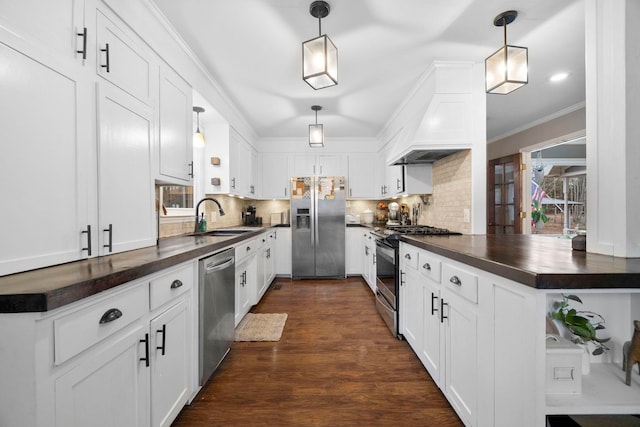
(199, 212), (207, 232)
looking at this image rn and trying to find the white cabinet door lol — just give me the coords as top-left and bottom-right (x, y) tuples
(55, 323), (150, 427)
(347, 154), (377, 198)
(158, 62), (192, 183)
(401, 266), (422, 353)
(387, 164), (404, 195)
(228, 128), (252, 197)
(0, 0), (84, 63)
(421, 278), (443, 386)
(443, 289), (478, 427)
(275, 227), (292, 276)
(235, 255), (256, 326)
(361, 231), (376, 292)
(97, 83), (156, 255)
(345, 227), (363, 275)
(318, 154), (343, 176)
(150, 300), (190, 427)
(95, 8), (154, 103)
(292, 154), (316, 176)
(0, 37), (93, 275)
(292, 154), (343, 177)
(262, 154), (290, 199)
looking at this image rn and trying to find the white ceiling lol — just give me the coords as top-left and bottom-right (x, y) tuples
(152, 0), (585, 143)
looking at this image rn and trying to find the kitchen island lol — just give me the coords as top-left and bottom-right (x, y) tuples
(398, 234), (640, 427)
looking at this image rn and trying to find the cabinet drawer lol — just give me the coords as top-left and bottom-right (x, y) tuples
(442, 263), (478, 304)
(400, 245), (419, 270)
(149, 263), (194, 310)
(236, 238), (257, 263)
(419, 252), (441, 283)
(54, 282), (148, 365)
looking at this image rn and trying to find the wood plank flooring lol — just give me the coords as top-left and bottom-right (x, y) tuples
(172, 277), (463, 426)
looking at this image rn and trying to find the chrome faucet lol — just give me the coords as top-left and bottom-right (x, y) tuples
(194, 197), (226, 233)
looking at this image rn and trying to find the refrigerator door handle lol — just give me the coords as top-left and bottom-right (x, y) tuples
(310, 177), (316, 248)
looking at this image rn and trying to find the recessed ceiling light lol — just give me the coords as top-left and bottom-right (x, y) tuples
(549, 72), (569, 83)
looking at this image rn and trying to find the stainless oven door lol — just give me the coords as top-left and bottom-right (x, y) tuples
(375, 239), (396, 310)
(375, 289), (397, 335)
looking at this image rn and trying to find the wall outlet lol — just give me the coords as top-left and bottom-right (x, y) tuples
(210, 211), (217, 222)
(463, 208), (470, 223)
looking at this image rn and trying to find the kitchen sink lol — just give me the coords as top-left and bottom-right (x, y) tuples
(191, 228), (257, 237)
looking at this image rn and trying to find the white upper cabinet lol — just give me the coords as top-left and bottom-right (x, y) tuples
(0, 35), (93, 276)
(158, 62), (193, 183)
(0, 0), (85, 63)
(347, 154), (377, 199)
(261, 154), (290, 199)
(94, 7), (154, 103)
(292, 154), (343, 177)
(206, 126), (256, 198)
(97, 83), (156, 255)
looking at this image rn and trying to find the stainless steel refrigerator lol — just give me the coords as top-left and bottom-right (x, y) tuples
(291, 176), (346, 278)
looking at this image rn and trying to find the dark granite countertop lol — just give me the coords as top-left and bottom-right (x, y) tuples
(0, 227), (271, 313)
(401, 234), (640, 289)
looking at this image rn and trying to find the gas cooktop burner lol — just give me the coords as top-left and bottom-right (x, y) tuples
(384, 225), (461, 235)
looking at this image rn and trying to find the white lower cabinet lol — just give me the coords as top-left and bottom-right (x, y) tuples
(236, 239), (258, 326)
(149, 299), (191, 427)
(0, 263), (195, 427)
(399, 242), (478, 426)
(361, 231), (376, 293)
(55, 322), (150, 427)
(275, 227), (292, 276)
(345, 227), (363, 275)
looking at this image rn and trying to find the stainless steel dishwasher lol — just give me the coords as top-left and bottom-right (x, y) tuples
(199, 248), (235, 385)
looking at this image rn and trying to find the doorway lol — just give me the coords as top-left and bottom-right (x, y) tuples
(487, 154), (522, 234)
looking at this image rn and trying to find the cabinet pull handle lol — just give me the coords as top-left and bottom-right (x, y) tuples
(400, 270), (405, 286)
(231, 177), (236, 189)
(373, 253), (376, 265)
(349, 188), (352, 197)
(449, 275), (462, 286)
(431, 293), (438, 315)
(246, 246), (251, 251)
(81, 224), (92, 256)
(140, 333), (150, 367)
(284, 187), (287, 197)
(404, 253), (411, 260)
(100, 43), (110, 72)
(76, 27), (87, 60)
(99, 308), (122, 324)
(103, 224), (113, 252)
(188, 161), (194, 178)
(422, 262), (431, 271)
(156, 324), (166, 356)
(170, 279), (183, 289)
(440, 299), (448, 323)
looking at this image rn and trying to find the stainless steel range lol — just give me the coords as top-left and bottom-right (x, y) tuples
(371, 225), (460, 338)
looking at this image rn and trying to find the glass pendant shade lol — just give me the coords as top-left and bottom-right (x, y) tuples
(193, 131), (205, 147)
(485, 11), (528, 95)
(303, 34), (338, 90)
(309, 123), (324, 147)
(485, 44), (528, 94)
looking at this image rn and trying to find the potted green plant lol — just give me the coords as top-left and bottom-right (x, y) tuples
(549, 294), (610, 355)
(531, 200), (549, 227)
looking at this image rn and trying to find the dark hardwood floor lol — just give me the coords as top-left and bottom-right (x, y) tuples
(172, 277), (463, 426)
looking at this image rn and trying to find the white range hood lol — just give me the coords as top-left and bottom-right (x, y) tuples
(386, 62), (485, 166)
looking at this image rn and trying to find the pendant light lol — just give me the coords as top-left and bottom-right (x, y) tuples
(309, 105), (324, 147)
(302, 1), (338, 90)
(193, 106), (205, 146)
(485, 10), (528, 94)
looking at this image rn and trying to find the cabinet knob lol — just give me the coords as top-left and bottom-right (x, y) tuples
(404, 253), (411, 260)
(170, 279), (183, 289)
(422, 262), (431, 271)
(449, 275), (462, 286)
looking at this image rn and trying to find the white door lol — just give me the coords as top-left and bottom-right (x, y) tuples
(0, 38), (93, 275)
(421, 280), (443, 385)
(55, 324), (150, 427)
(318, 154), (343, 176)
(262, 154), (290, 199)
(444, 291), (478, 426)
(150, 300), (191, 427)
(347, 154), (377, 198)
(95, 8), (154, 102)
(401, 267), (422, 353)
(292, 154), (316, 176)
(97, 83), (155, 255)
(158, 62), (192, 182)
